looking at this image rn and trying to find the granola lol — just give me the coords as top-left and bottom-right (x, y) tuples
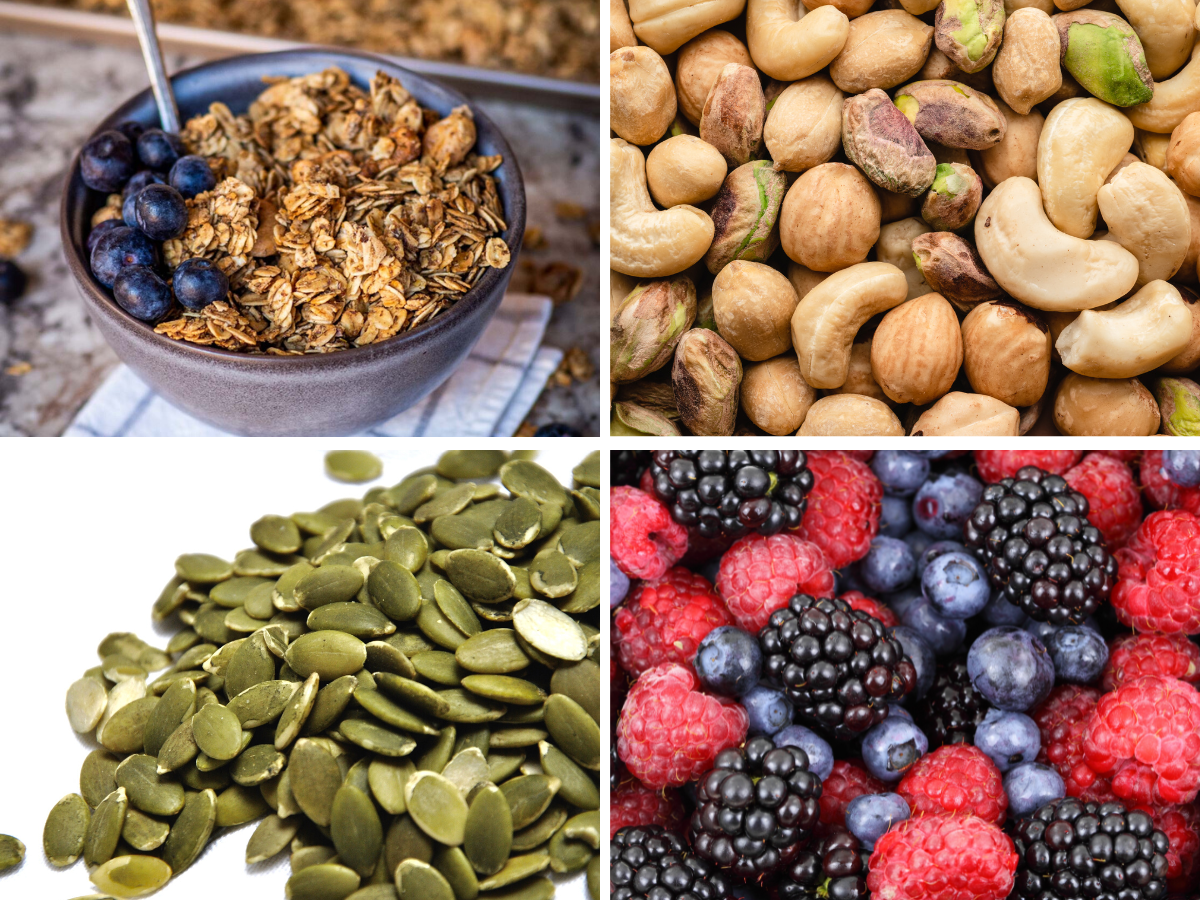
(0, 219), (33, 260)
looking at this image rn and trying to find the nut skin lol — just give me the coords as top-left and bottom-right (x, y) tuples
(830, 10), (935, 93)
(712, 260), (800, 360)
(610, 47), (678, 145)
(961, 299), (1052, 406)
(1154, 376), (1200, 435)
(780, 163), (882, 271)
(935, 0), (1007, 74)
(870, 291), (963, 403)
(671, 328), (743, 435)
(911, 231), (1002, 309)
(993, 8), (1062, 114)
(700, 64), (767, 166)
(1053, 372), (1160, 435)
(741, 355), (817, 434)
(675, 30), (755, 125)
(976, 100), (1042, 186)
(797, 394), (905, 434)
(1158, 285), (1200, 374)
(921, 162), (983, 229)
(610, 277), (698, 383)
(1053, 10), (1155, 107)
(646, 136), (728, 208)
(842, 88), (938, 196)
(611, 401), (682, 436)
(705, 161), (788, 274)
(1166, 112), (1200, 197)
(763, 75), (845, 172)
(911, 391), (1022, 434)
(893, 80), (1007, 150)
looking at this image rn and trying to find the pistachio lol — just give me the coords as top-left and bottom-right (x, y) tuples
(921, 162), (983, 230)
(671, 328), (743, 435)
(699, 64), (766, 166)
(1054, 10), (1154, 107)
(840, 88), (936, 198)
(609, 402), (683, 437)
(610, 277), (697, 383)
(935, 0), (1006, 73)
(893, 80), (1006, 149)
(1154, 376), (1200, 436)
(911, 231), (1002, 310)
(704, 162), (788, 274)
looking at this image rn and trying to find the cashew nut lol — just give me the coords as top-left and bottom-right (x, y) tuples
(1056, 280), (1193, 377)
(789, 260), (909, 388)
(612, 0), (639, 49)
(610, 47), (678, 145)
(1097, 161), (1193, 284)
(974, 176), (1140, 310)
(797, 394), (905, 435)
(1054, 372), (1160, 434)
(628, 0), (748, 54)
(610, 138), (715, 278)
(1134, 128), (1172, 169)
(910, 392), (1022, 435)
(647, 135), (728, 207)
(1126, 43), (1200, 133)
(746, 0), (850, 81)
(1113, 0), (1196, 80)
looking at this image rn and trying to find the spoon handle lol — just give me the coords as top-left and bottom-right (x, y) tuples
(126, 0), (181, 133)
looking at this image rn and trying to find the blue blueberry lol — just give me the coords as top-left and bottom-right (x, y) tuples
(912, 473), (983, 539)
(694, 626), (762, 697)
(861, 717), (929, 782)
(884, 586), (923, 622)
(124, 170), (166, 199)
(901, 597), (967, 657)
(967, 626), (1055, 711)
(916, 540), (967, 577)
(169, 155), (217, 199)
(910, 450), (955, 459)
(879, 495), (912, 538)
(136, 128), (185, 171)
(1024, 616), (1100, 647)
(1004, 762), (1065, 818)
(0, 261), (27, 305)
(887, 703), (913, 721)
(1162, 450), (1200, 487)
(134, 184), (188, 241)
(845, 793), (910, 850)
(81, 130), (135, 193)
(87, 219), (124, 256)
(922, 551), (990, 619)
(116, 120), (145, 143)
(695, 556), (721, 584)
(774, 725), (833, 780)
(122, 190), (141, 228)
(172, 258), (229, 310)
(860, 536), (917, 594)
(742, 685), (792, 735)
(891, 626), (936, 700)
(610, 557), (629, 608)
(903, 529), (934, 561)
(89, 225), (158, 288)
(1044, 626), (1109, 685)
(836, 565), (870, 596)
(984, 591), (1028, 626)
(974, 708), (1040, 772)
(872, 451), (930, 497)
(112, 265), (173, 322)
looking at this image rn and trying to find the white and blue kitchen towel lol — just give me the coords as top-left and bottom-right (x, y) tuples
(65, 292), (562, 437)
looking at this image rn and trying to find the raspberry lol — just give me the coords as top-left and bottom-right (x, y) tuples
(609, 779), (687, 838)
(614, 567), (733, 677)
(715, 533), (835, 633)
(1094, 450), (1142, 465)
(1112, 509), (1200, 634)
(1141, 448), (1200, 515)
(1033, 685), (1115, 803)
(840, 590), (898, 628)
(1083, 674), (1200, 806)
(612, 655), (628, 718)
(795, 451), (882, 569)
(1101, 633), (1200, 691)
(1064, 452), (1142, 549)
(819, 760), (886, 830)
(974, 450), (1083, 484)
(867, 814), (1018, 900)
(897, 744), (1007, 825)
(611, 486), (688, 580)
(616, 663), (748, 789)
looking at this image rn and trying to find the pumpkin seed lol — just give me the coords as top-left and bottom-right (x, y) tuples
(215, 783), (271, 827)
(167, 629), (201, 654)
(228, 679), (297, 729)
(480, 877), (555, 900)
(331, 785), (383, 878)
(543, 694), (600, 770)
(461, 675), (546, 707)
(252, 515), (303, 555)
(276, 673), (320, 749)
(355, 688), (441, 734)
(153, 576), (190, 621)
(121, 808), (170, 852)
(115, 754), (185, 817)
(381, 528), (429, 574)
(182, 762), (229, 793)
(210, 576), (272, 609)
(476, 852), (551, 890)
(226, 631), (275, 698)
(100, 696), (160, 754)
(572, 451), (600, 488)
(462, 783), (512, 877)
(288, 862), (362, 900)
(395, 859), (455, 900)
(326, 451), (383, 484)
(571, 488), (600, 522)
(191, 703), (244, 761)
(549, 826), (592, 873)
(587, 854), (599, 900)
(432, 515), (495, 552)
(454, 630), (531, 675)
(89, 855), (173, 898)
(156, 720), (198, 774)
(364, 642), (417, 679)
(302, 675), (359, 736)
(488, 728), (549, 748)
(193, 603), (235, 644)
(275, 562), (316, 611)
(417, 600), (470, 650)
(292, 845), (339, 872)
(236, 548), (302, 577)
(537, 742), (599, 810)
(528, 551), (577, 599)
(406, 771), (468, 845)
(499, 776), (560, 830)
(232, 744), (287, 786)
(67, 677), (109, 734)
(486, 751), (526, 785)
(549, 659), (600, 722)
(411, 651), (469, 686)
(175, 554), (233, 584)
(95, 677), (146, 745)
(445, 551), (515, 604)
(454, 727), (492, 758)
(368, 758), (414, 815)
(562, 809), (600, 848)
(142, 679), (197, 758)
(296, 567), (366, 611)
(414, 484), (477, 523)
(308, 603), (397, 639)
(510, 803), (567, 852)
(290, 739), (342, 827)
(388, 474), (439, 516)
(439, 689), (508, 724)
(385, 815), (433, 873)
(440, 748), (490, 799)
(512, 600), (586, 662)
(286, 631), (368, 680)
(417, 726), (458, 773)
(339, 718), (418, 757)
(437, 450), (508, 481)
(246, 814), (299, 864)
(367, 561), (422, 622)
(432, 845), (479, 900)
(243, 582), (278, 620)
(492, 498), (542, 550)
(435, 581), (483, 637)
(348, 886), (398, 900)
(84, 787), (128, 866)
(44, 793), (90, 866)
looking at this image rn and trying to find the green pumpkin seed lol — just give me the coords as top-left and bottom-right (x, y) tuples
(329, 785), (383, 879)
(100, 654), (146, 684)
(67, 677), (109, 734)
(432, 845), (479, 900)
(500, 460), (568, 509)
(492, 498), (542, 550)
(308, 603), (397, 639)
(500, 776), (560, 831)
(243, 582), (278, 620)
(277, 673), (320, 748)
(549, 826), (592, 873)
(488, 728), (548, 748)
(153, 575), (190, 621)
(167, 628), (201, 654)
(414, 484), (477, 523)
(355, 688), (441, 734)
(100, 696), (159, 754)
(405, 771), (469, 845)
(498, 703), (545, 726)
(437, 450), (508, 481)
(439, 689), (508, 724)
(216, 784), (270, 828)
(432, 515), (495, 552)
(228, 679), (297, 729)
(181, 761), (229, 793)
(454, 727), (492, 757)
(481, 877), (555, 900)
(365, 642), (417, 679)
(572, 451), (600, 488)
(115, 754), (185, 816)
(417, 726), (458, 773)
(296, 567), (366, 611)
(571, 488), (600, 522)
(302, 675), (359, 736)
(557, 520), (600, 567)
(476, 852), (551, 891)
(89, 854), (172, 898)
(253, 514), (303, 555)
(232, 744), (287, 785)
(385, 815), (433, 873)
(368, 758), (415, 815)
(210, 576), (273, 609)
(549, 659), (600, 722)
(193, 603), (235, 644)
(294, 510), (343, 536)
(326, 451), (383, 484)
(445, 550), (515, 604)
(121, 808), (169, 852)
(225, 631), (275, 699)
(417, 599), (470, 650)
(286, 631), (368, 680)
(454, 630), (531, 675)
(486, 751), (526, 785)
(156, 719), (198, 774)
(461, 675), (546, 706)
(348, 884), (399, 900)
(388, 475), (439, 516)
(367, 561), (422, 621)
(381, 527), (429, 574)
(562, 809), (600, 848)
(224, 606), (264, 634)
(510, 803), (567, 852)
(461, 781), (512, 877)
(528, 551), (577, 599)
(84, 787), (128, 866)
(275, 562), (317, 612)
(291, 739), (342, 827)
(435, 581), (484, 638)
(537, 741), (599, 810)
(176, 554), (233, 584)
(543, 694), (600, 770)
(395, 859), (455, 900)
(236, 548), (303, 577)
(292, 845), (339, 873)
(510, 567), (533, 602)
(246, 814), (299, 864)
(288, 862), (362, 900)
(512, 599), (586, 662)
(44, 793), (90, 866)
(411, 651), (468, 686)
(339, 718), (418, 757)
(191, 703), (244, 761)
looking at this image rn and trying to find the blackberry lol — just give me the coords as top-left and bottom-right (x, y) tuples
(613, 450), (651, 487)
(1010, 798), (1170, 900)
(759, 596), (918, 741)
(773, 830), (870, 900)
(915, 657), (990, 747)
(689, 735), (823, 883)
(650, 450), (813, 540)
(963, 466), (1117, 625)
(612, 825), (731, 900)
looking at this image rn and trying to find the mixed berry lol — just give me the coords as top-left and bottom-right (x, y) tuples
(611, 449), (1200, 900)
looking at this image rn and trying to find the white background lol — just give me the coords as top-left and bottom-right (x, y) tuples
(0, 438), (600, 899)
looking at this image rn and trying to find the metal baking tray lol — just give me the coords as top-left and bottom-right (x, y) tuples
(0, 0), (600, 113)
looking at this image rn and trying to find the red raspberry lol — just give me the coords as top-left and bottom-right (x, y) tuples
(1112, 510), (1200, 634)
(715, 533), (834, 633)
(616, 663), (748, 789)
(1101, 633), (1200, 691)
(1142, 449), (1200, 515)
(1094, 450), (1142, 465)
(609, 779), (687, 838)
(612, 655), (628, 718)
(1033, 685), (1115, 803)
(819, 760), (886, 830)
(1083, 675), (1200, 805)
(796, 451), (882, 569)
(840, 590), (898, 628)
(614, 567), (733, 677)
(843, 450), (874, 462)
(898, 744), (1007, 825)
(1063, 452), (1142, 549)
(610, 486), (688, 580)
(974, 450), (1083, 483)
(867, 814), (1018, 900)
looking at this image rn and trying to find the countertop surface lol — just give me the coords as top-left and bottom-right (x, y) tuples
(0, 31), (600, 435)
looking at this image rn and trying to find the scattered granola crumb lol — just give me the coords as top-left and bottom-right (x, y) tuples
(0, 220), (33, 259)
(554, 201), (586, 220)
(533, 261), (584, 306)
(522, 227), (546, 251)
(552, 346), (594, 386)
(515, 421), (538, 437)
(5, 362), (32, 376)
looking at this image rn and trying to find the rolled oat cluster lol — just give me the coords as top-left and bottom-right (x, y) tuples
(609, 0), (1200, 436)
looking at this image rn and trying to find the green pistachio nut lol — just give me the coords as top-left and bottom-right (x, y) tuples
(671, 328), (742, 436)
(1154, 377), (1200, 436)
(921, 162), (983, 230)
(841, 88), (937, 197)
(892, 80), (1007, 150)
(911, 231), (1002, 311)
(696, 290), (717, 332)
(1054, 11), (1154, 107)
(610, 402), (682, 436)
(609, 277), (697, 383)
(703, 162), (788, 275)
(935, 0), (1006, 74)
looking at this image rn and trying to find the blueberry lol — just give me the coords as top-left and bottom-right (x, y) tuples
(966, 626), (1055, 711)
(861, 717), (929, 782)
(694, 556), (721, 584)
(0, 261), (27, 305)
(728, 887), (770, 900)
(1044, 626), (1109, 684)
(891, 626), (936, 700)
(134, 184), (188, 241)
(112, 265), (173, 322)
(116, 120), (145, 143)
(983, 590), (1028, 626)
(845, 793), (910, 849)
(86, 219), (124, 256)
(171, 258), (229, 310)
(122, 190), (141, 228)
(910, 450), (955, 459)
(836, 565), (870, 596)
(694, 626), (762, 697)
(610, 557), (629, 608)
(89, 225), (158, 288)
(974, 708), (1040, 772)
(887, 703), (913, 721)
(916, 540), (967, 577)
(872, 451), (930, 497)
(774, 725), (833, 780)
(860, 536), (917, 594)
(1023, 616), (1100, 647)
(124, 169), (166, 199)
(912, 473), (983, 539)
(901, 597), (967, 657)
(903, 529), (935, 561)
(879, 495), (912, 538)
(1003, 762), (1065, 818)
(533, 423), (582, 437)
(1162, 450), (1200, 487)
(136, 128), (185, 171)
(169, 155), (217, 199)
(81, 130), (136, 193)
(885, 586), (924, 622)
(922, 551), (990, 619)
(742, 685), (792, 735)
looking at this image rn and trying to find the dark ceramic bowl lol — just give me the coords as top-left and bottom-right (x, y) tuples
(62, 49), (524, 436)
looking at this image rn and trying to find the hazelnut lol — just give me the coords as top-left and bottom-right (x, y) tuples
(741, 355), (817, 434)
(870, 291), (963, 404)
(961, 300), (1052, 406)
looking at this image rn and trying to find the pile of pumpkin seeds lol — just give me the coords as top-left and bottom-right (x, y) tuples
(46, 449), (602, 900)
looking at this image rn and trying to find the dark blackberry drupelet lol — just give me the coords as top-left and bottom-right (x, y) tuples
(1010, 798), (1170, 900)
(915, 657), (991, 747)
(759, 596), (918, 741)
(689, 735), (823, 883)
(612, 450), (651, 487)
(963, 465), (1117, 625)
(772, 830), (870, 900)
(650, 450), (814, 539)
(612, 825), (732, 900)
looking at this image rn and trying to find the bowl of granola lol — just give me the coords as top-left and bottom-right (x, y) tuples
(61, 49), (524, 435)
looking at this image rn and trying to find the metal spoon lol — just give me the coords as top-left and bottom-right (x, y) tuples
(126, 0), (181, 132)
